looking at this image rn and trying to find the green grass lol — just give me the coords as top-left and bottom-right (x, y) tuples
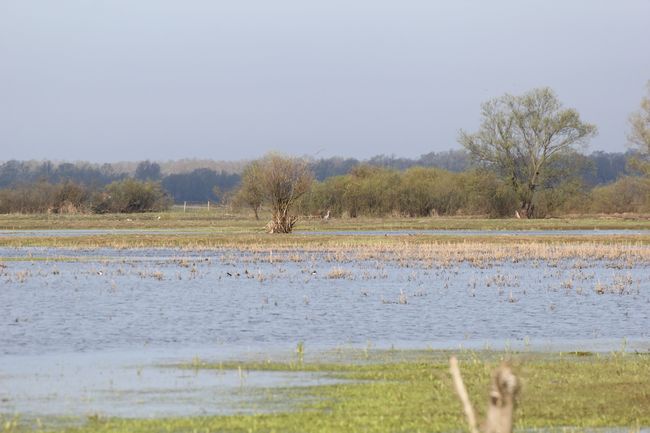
(1, 210), (650, 232)
(5, 350), (649, 433)
(1, 211), (650, 249)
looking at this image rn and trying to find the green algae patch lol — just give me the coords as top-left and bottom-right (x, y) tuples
(18, 351), (650, 433)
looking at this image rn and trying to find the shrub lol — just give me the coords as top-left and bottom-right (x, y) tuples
(0, 181), (90, 214)
(590, 176), (650, 213)
(92, 179), (172, 213)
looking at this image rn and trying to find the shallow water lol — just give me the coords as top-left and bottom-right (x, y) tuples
(1, 247), (649, 419)
(0, 349), (341, 419)
(2, 248), (649, 355)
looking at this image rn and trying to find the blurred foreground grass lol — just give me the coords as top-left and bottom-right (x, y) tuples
(4, 350), (648, 433)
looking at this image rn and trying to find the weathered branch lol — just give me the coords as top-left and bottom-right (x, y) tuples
(449, 357), (520, 433)
(449, 356), (480, 433)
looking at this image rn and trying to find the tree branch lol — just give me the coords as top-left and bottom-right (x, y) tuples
(449, 356), (480, 433)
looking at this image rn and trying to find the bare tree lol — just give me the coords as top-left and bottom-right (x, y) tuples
(242, 154), (313, 233)
(459, 87), (596, 218)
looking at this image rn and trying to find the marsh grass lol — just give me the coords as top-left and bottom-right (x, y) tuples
(16, 350), (649, 433)
(326, 267), (354, 279)
(2, 236), (650, 267)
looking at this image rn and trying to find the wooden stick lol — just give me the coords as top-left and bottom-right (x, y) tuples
(449, 356), (480, 433)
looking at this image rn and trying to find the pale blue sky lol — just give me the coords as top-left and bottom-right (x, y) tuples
(1, 0), (649, 162)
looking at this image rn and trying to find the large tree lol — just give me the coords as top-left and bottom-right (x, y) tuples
(628, 81), (650, 174)
(239, 154), (313, 233)
(459, 87), (596, 218)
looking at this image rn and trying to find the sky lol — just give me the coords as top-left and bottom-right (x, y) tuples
(1, 0), (649, 162)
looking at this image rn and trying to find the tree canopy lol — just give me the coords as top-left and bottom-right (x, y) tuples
(238, 154), (313, 233)
(628, 81), (650, 175)
(459, 87), (597, 218)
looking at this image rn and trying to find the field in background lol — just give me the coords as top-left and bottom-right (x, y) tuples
(1, 209), (650, 249)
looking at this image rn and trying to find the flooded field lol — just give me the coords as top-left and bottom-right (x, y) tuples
(1, 242), (649, 421)
(2, 246), (649, 355)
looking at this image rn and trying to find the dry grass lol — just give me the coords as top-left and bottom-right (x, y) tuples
(2, 238), (649, 266)
(327, 267), (354, 279)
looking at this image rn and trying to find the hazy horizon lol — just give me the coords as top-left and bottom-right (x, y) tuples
(2, 0), (649, 162)
(0, 146), (638, 167)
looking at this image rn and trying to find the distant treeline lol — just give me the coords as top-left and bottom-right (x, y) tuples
(0, 160), (239, 204)
(0, 179), (171, 214)
(310, 150), (635, 186)
(0, 150), (636, 206)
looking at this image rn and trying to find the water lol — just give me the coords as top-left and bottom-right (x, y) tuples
(2, 249), (649, 355)
(0, 349), (342, 419)
(1, 246), (649, 419)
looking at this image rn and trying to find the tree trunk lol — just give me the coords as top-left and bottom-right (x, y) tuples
(266, 212), (297, 233)
(520, 188), (535, 218)
(522, 201), (535, 219)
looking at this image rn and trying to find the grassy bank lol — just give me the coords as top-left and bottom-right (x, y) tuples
(1, 212), (650, 249)
(1, 210), (650, 232)
(6, 350), (648, 433)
